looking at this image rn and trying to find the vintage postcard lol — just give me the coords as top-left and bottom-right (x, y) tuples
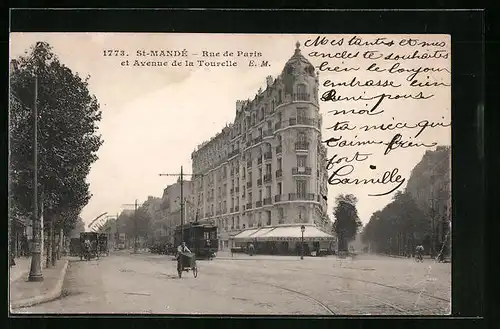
(9, 33), (451, 315)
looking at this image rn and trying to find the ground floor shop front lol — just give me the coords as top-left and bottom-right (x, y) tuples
(230, 223), (336, 256)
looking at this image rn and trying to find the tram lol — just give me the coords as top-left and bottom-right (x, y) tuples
(173, 220), (218, 259)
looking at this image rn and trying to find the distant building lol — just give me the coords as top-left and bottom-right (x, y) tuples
(191, 43), (329, 250)
(160, 178), (197, 243)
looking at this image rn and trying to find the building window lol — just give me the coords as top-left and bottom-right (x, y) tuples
(298, 131), (306, 142)
(266, 163), (272, 175)
(266, 211), (272, 226)
(298, 206), (307, 223)
(259, 189), (262, 201)
(297, 155), (307, 167)
(296, 180), (306, 197)
(266, 186), (271, 197)
(277, 158), (282, 170)
(277, 182), (282, 195)
(278, 208), (284, 224)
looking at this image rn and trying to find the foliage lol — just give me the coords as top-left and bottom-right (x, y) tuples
(332, 194), (362, 251)
(362, 146), (451, 256)
(9, 42), (103, 234)
(361, 191), (427, 255)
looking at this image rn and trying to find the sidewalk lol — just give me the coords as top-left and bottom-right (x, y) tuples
(9, 257), (69, 311)
(9, 257), (32, 283)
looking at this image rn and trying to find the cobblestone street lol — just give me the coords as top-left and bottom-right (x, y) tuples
(14, 251), (451, 315)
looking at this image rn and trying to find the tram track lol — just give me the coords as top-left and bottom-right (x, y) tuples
(229, 261), (450, 303)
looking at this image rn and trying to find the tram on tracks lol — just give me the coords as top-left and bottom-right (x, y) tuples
(173, 220), (218, 259)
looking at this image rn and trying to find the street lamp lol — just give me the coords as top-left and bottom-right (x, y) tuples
(300, 225), (306, 260)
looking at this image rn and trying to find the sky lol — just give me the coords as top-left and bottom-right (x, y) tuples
(9, 33), (451, 228)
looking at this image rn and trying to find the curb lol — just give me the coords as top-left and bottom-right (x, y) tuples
(10, 259), (69, 310)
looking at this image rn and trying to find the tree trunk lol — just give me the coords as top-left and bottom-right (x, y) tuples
(58, 228), (63, 259)
(51, 221), (57, 266)
(46, 220), (53, 268)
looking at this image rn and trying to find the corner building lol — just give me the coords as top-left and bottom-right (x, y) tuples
(191, 43), (329, 250)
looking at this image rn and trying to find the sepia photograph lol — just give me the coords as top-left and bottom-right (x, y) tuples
(9, 32), (451, 315)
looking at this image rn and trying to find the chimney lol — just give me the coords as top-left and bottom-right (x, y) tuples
(266, 75), (273, 87)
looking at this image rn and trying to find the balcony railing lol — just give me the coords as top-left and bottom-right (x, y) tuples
(264, 152), (272, 160)
(293, 93), (311, 101)
(263, 197), (272, 205)
(256, 200), (262, 208)
(247, 181), (252, 188)
(295, 141), (309, 151)
(288, 193), (316, 201)
(257, 157), (263, 165)
(228, 149), (240, 158)
(289, 118), (297, 126)
(297, 117), (316, 126)
(276, 169), (282, 178)
(235, 205), (239, 212)
(263, 129), (273, 137)
(276, 145), (282, 154)
(246, 202), (253, 209)
(274, 122), (282, 130)
(292, 167), (312, 175)
(264, 174), (272, 183)
(275, 194), (285, 202)
(230, 207), (234, 213)
(257, 178), (262, 186)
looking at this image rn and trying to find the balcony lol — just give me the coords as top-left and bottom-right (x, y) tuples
(264, 151), (272, 160)
(276, 169), (282, 178)
(274, 122), (282, 130)
(288, 193), (316, 201)
(256, 200), (262, 208)
(289, 118), (297, 126)
(247, 161), (252, 168)
(235, 205), (239, 212)
(295, 141), (309, 151)
(263, 197), (272, 205)
(247, 181), (252, 188)
(228, 149), (240, 158)
(292, 167), (312, 175)
(257, 157), (263, 165)
(246, 202), (253, 209)
(257, 178), (262, 186)
(276, 145), (282, 154)
(274, 194), (285, 202)
(264, 174), (272, 183)
(293, 93), (311, 101)
(263, 129), (273, 138)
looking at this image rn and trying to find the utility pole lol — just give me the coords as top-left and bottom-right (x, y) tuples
(429, 174), (436, 258)
(158, 166), (203, 247)
(29, 75), (43, 282)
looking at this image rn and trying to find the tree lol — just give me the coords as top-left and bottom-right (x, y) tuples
(332, 194), (362, 252)
(361, 191), (426, 255)
(10, 42), (103, 265)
